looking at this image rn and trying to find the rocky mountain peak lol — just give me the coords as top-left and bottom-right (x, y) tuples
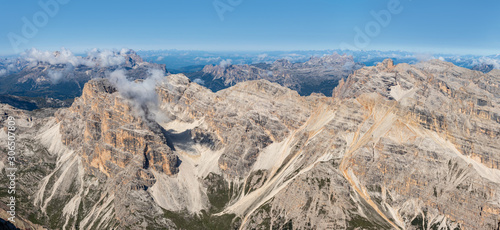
(57, 78), (179, 177)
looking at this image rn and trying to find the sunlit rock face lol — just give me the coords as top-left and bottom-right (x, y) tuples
(1, 59), (500, 229)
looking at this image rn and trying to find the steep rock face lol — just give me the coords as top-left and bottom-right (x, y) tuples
(48, 78), (182, 228)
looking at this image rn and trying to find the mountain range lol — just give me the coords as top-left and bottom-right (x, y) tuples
(0, 49), (165, 110)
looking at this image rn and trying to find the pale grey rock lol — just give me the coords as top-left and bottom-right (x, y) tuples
(191, 53), (364, 96)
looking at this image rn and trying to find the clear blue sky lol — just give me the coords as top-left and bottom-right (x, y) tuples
(1, 0), (499, 55)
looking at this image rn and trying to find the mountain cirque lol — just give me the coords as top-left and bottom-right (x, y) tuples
(0, 59), (499, 229)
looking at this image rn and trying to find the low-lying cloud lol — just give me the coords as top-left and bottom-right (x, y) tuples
(342, 61), (355, 71)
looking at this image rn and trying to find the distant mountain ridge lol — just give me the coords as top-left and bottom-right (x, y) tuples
(186, 53), (364, 96)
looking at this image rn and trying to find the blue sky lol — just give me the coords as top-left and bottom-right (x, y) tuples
(1, 0), (499, 55)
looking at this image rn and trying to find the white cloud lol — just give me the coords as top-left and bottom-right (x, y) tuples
(219, 59), (232, 68)
(280, 53), (307, 62)
(257, 53), (268, 61)
(156, 56), (164, 61)
(194, 57), (221, 62)
(7, 64), (16, 72)
(413, 53), (435, 62)
(120, 48), (132, 55)
(0, 69), (7, 76)
(108, 69), (168, 123)
(87, 49), (126, 67)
